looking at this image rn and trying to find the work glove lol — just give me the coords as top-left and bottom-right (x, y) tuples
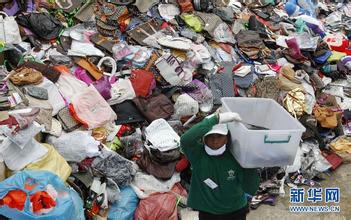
(218, 112), (242, 123)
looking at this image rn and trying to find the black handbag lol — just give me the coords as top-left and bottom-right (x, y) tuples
(16, 12), (63, 40)
(111, 100), (145, 125)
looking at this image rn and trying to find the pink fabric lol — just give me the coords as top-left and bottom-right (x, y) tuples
(70, 86), (117, 129)
(74, 67), (94, 85)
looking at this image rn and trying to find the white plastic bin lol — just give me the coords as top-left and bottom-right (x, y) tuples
(221, 97), (306, 168)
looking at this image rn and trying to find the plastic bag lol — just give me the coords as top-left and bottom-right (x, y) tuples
(47, 131), (100, 162)
(0, 122), (42, 149)
(108, 187), (139, 220)
(134, 183), (187, 220)
(0, 12), (22, 44)
(131, 172), (181, 199)
(0, 170), (84, 220)
(0, 138), (48, 171)
(69, 86), (117, 129)
(174, 93), (199, 117)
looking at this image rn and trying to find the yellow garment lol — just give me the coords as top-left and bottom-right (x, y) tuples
(327, 51), (346, 63)
(283, 88), (306, 118)
(313, 106), (339, 129)
(180, 13), (203, 32)
(330, 137), (351, 154)
(26, 143), (71, 181)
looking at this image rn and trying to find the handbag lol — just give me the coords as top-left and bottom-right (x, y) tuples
(75, 0), (95, 22)
(16, 12), (63, 40)
(94, 0), (129, 36)
(57, 107), (81, 132)
(9, 67), (43, 86)
(91, 33), (119, 54)
(111, 100), (145, 125)
(133, 94), (174, 122)
(155, 53), (185, 86)
(127, 19), (162, 46)
(136, 147), (177, 180)
(129, 69), (155, 97)
(0, 11), (21, 44)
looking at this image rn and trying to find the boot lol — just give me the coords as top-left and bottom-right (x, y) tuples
(285, 38), (307, 60)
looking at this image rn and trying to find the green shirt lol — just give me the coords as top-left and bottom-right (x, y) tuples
(180, 115), (260, 215)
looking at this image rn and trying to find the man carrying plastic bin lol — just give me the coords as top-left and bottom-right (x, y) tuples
(180, 111), (260, 220)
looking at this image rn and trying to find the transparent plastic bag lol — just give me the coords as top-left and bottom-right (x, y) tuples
(0, 170), (84, 220)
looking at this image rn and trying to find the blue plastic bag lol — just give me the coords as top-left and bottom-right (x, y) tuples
(108, 187), (139, 220)
(0, 170), (84, 220)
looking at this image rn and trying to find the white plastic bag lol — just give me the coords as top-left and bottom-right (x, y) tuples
(0, 138), (48, 171)
(131, 172), (181, 199)
(0, 11), (21, 45)
(155, 53), (183, 85)
(35, 78), (66, 116)
(47, 131), (100, 162)
(174, 93), (199, 117)
(0, 122), (42, 149)
(68, 40), (105, 57)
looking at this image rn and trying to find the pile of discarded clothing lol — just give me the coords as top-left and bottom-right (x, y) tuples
(0, 0), (350, 219)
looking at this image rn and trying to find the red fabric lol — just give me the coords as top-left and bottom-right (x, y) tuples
(30, 191), (56, 213)
(0, 190), (27, 211)
(129, 69), (155, 97)
(175, 157), (189, 172)
(117, 125), (133, 137)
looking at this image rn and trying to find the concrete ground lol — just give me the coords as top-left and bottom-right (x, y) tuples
(247, 163), (351, 220)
